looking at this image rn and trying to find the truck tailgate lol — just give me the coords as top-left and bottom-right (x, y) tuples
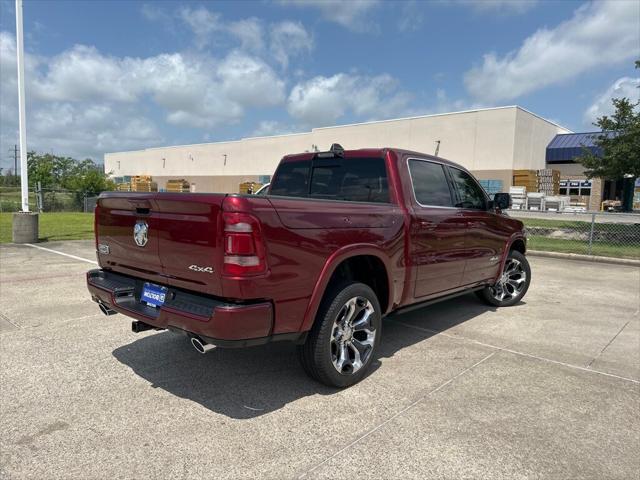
(96, 192), (227, 296)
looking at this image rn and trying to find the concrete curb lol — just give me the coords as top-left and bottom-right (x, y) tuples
(528, 250), (640, 267)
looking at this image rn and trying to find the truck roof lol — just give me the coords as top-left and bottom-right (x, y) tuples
(280, 147), (464, 169)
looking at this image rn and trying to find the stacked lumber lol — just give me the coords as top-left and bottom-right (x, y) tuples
(130, 175), (157, 192)
(166, 179), (191, 193)
(537, 169), (560, 195)
(512, 170), (537, 192)
(239, 182), (263, 194)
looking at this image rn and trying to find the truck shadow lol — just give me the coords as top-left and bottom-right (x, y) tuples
(112, 294), (507, 419)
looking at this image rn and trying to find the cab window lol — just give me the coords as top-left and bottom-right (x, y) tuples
(448, 167), (487, 210)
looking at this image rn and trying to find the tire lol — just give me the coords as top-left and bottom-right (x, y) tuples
(476, 250), (531, 307)
(298, 281), (381, 388)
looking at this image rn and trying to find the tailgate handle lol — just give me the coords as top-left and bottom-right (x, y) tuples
(128, 199), (152, 213)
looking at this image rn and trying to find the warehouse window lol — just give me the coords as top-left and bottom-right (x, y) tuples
(408, 160), (453, 207)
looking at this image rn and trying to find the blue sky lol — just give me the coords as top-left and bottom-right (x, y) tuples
(0, 0), (638, 168)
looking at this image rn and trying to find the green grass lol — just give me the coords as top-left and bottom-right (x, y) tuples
(527, 235), (640, 259)
(0, 212), (94, 243)
(520, 217), (639, 233)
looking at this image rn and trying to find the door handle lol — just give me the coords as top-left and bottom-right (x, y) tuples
(418, 220), (435, 229)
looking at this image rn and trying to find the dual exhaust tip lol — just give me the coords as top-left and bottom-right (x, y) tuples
(98, 299), (214, 354)
(191, 336), (215, 354)
(98, 301), (117, 316)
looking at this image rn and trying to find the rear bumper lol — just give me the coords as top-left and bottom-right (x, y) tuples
(87, 269), (289, 346)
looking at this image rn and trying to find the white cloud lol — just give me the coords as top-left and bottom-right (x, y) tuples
(269, 21), (313, 68)
(0, 30), (288, 163)
(251, 120), (300, 137)
(464, 0), (640, 103)
(178, 6), (222, 49)
(218, 52), (286, 107)
(287, 73), (411, 126)
(228, 18), (265, 52)
(397, 1), (424, 32)
(458, 0), (538, 15)
(279, 0), (381, 31)
(584, 77), (640, 124)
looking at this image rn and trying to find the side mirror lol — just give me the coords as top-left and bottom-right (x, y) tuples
(492, 192), (511, 210)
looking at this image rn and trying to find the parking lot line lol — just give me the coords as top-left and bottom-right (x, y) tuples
(395, 320), (640, 385)
(297, 351), (497, 479)
(23, 243), (98, 265)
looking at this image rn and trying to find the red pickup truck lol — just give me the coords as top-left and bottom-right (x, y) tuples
(87, 145), (530, 387)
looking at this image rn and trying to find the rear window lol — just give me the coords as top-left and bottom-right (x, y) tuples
(270, 157), (390, 203)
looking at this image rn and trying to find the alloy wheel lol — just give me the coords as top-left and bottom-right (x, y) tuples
(490, 258), (527, 303)
(330, 296), (377, 375)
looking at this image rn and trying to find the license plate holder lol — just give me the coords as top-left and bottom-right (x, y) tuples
(141, 283), (168, 308)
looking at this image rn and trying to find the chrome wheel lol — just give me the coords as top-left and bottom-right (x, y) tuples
(490, 258), (527, 303)
(330, 296), (377, 375)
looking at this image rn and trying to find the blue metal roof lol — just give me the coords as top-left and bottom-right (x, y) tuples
(546, 131), (614, 163)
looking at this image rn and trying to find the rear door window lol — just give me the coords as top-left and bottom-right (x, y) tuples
(408, 159), (453, 207)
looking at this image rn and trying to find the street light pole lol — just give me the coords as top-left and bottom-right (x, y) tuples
(15, 0), (29, 212)
(12, 0), (38, 243)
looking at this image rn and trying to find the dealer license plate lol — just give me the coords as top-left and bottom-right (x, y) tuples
(141, 283), (168, 308)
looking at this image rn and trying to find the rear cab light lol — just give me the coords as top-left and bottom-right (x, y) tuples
(222, 212), (267, 276)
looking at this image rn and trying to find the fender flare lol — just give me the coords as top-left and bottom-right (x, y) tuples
(494, 234), (527, 282)
(299, 244), (395, 333)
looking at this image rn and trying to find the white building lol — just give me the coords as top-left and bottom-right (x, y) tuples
(104, 105), (571, 193)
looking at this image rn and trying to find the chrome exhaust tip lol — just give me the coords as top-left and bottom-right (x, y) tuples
(191, 336), (215, 354)
(98, 301), (117, 316)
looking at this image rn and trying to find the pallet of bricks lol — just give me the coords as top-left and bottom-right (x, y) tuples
(166, 179), (190, 193)
(537, 169), (560, 195)
(130, 175), (158, 192)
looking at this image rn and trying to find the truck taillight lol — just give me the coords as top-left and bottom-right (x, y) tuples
(222, 213), (267, 275)
(94, 205), (99, 251)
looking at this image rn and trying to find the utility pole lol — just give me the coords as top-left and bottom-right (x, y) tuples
(14, 144), (18, 177)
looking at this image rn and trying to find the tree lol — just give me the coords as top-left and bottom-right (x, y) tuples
(27, 152), (75, 189)
(579, 61), (640, 180)
(64, 159), (116, 205)
(26, 152), (115, 210)
(578, 61), (640, 211)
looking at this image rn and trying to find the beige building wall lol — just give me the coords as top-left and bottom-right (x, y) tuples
(104, 106), (570, 193)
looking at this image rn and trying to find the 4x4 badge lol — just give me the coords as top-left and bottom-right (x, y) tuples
(133, 221), (148, 247)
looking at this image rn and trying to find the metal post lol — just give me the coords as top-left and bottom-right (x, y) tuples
(588, 213), (595, 255)
(15, 0), (29, 212)
(37, 181), (43, 212)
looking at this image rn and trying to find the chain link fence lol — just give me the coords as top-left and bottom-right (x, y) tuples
(508, 210), (640, 260)
(0, 187), (99, 213)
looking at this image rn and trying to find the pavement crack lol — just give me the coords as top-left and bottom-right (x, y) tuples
(297, 351), (497, 479)
(394, 320), (640, 384)
(0, 310), (22, 329)
(586, 319), (632, 369)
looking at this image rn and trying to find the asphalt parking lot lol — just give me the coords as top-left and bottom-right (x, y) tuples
(1, 240), (638, 479)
